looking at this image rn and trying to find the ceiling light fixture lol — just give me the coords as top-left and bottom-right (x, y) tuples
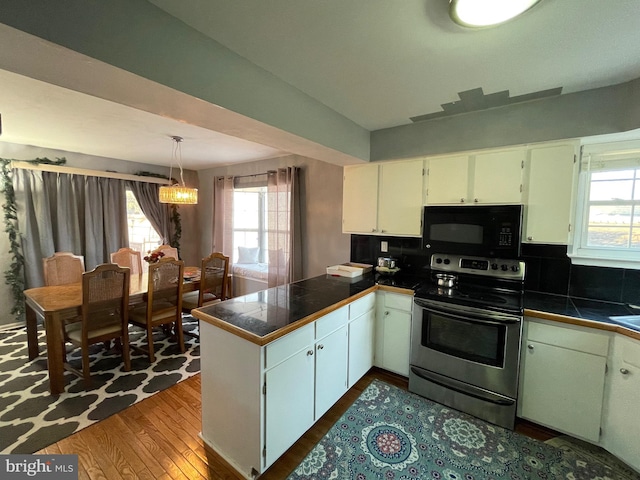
(158, 135), (198, 205)
(449, 0), (542, 28)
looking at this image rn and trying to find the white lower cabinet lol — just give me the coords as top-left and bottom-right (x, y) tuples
(348, 293), (376, 388)
(518, 318), (609, 442)
(375, 291), (412, 376)
(601, 334), (640, 472)
(264, 327), (315, 467)
(265, 306), (349, 466)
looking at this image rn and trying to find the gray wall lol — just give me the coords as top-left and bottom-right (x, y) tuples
(0, 0), (369, 162)
(371, 78), (640, 161)
(198, 155), (351, 280)
(0, 141), (200, 327)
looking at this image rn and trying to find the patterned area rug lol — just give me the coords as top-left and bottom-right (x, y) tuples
(545, 435), (640, 480)
(289, 379), (631, 480)
(0, 316), (200, 454)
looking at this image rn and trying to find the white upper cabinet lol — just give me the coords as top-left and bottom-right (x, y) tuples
(342, 163), (379, 234)
(426, 154), (469, 204)
(426, 148), (524, 205)
(523, 142), (577, 244)
(343, 159), (424, 236)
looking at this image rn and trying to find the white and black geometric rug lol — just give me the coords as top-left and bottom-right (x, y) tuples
(0, 316), (200, 454)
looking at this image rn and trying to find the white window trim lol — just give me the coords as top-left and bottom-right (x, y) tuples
(568, 140), (640, 269)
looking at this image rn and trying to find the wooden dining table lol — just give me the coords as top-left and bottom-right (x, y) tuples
(24, 270), (200, 395)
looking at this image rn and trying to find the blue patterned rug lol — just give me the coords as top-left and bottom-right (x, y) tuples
(0, 316), (200, 454)
(288, 379), (630, 480)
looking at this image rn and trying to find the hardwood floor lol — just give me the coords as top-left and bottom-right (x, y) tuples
(38, 368), (558, 479)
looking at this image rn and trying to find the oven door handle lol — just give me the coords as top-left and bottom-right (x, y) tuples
(411, 367), (516, 406)
(414, 298), (520, 324)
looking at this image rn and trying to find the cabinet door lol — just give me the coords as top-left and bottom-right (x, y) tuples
(348, 308), (375, 388)
(602, 336), (640, 472)
(265, 347), (315, 466)
(524, 144), (576, 244)
(380, 308), (412, 377)
(378, 159), (424, 236)
(427, 155), (469, 204)
(342, 164), (379, 234)
(473, 149), (524, 204)
(315, 326), (348, 419)
(519, 340), (606, 442)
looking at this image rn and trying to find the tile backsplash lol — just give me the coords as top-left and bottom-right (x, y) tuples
(351, 235), (640, 305)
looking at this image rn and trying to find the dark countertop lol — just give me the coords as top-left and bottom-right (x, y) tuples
(193, 270), (640, 345)
(193, 274), (378, 345)
(524, 291), (640, 336)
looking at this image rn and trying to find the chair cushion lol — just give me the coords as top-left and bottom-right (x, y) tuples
(182, 291), (217, 310)
(129, 301), (178, 325)
(65, 321), (121, 343)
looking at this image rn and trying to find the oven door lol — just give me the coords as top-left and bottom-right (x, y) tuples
(410, 297), (522, 398)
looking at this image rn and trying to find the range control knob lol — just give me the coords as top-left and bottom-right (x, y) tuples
(511, 265), (520, 272)
(443, 258), (450, 265)
(435, 257), (443, 264)
(501, 264), (508, 271)
(491, 263), (498, 270)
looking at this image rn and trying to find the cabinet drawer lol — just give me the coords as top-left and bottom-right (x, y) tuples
(383, 292), (413, 312)
(349, 293), (375, 320)
(316, 306), (348, 339)
(527, 321), (609, 356)
(265, 323), (314, 369)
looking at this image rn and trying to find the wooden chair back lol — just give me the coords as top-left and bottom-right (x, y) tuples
(200, 252), (230, 305)
(43, 252), (85, 286)
(155, 244), (179, 260)
(110, 247), (143, 275)
(129, 257), (185, 362)
(65, 263), (131, 384)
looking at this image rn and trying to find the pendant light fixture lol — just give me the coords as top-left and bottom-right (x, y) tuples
(159, 135), (198, 205)
(449, 0), (542, 28)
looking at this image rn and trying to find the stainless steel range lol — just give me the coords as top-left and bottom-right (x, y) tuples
(409, 253), (525, 430)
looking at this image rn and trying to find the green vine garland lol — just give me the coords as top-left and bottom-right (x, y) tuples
(0, 157), (67, 319)
(0, 160), (183, 321)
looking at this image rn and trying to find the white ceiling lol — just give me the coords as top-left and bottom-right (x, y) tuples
(2, 0), (640, 169)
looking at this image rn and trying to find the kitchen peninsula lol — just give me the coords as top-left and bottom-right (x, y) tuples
(192, 274), (412, 479)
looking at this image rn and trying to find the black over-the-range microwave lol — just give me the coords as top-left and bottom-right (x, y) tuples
(422, 204), (523, 259)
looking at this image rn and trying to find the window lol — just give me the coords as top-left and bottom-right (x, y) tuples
(126, 189), (162, 258)
(569, 141), (640, 268)
(233, 186), (268, 263)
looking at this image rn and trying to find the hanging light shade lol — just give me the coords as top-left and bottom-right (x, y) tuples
(449, 0), (542, 28)
(159, 136), (198, 205)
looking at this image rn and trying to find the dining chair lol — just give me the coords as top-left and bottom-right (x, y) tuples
(155, 244), (179, 260)
(43, 252), (85, 286)
(63, 263), (131, 386)
(110, 247), (143, 275)
(129, 257), (185, 362)
(182, 252), (230, 311)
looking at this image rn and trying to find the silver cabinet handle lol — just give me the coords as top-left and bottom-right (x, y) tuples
(527, 236), (533, 241)
(385, 311), (390, 316)
(527, 344), (534, 350)
(460, 198), (465, 203)
(307, 350), (314, 356)
(317, 344), (324, 350)
(620, 368), (630, 375)
(474, 198), (479, 203)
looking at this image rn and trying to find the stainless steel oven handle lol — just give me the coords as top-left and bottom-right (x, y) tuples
(414, 298), (521, 324)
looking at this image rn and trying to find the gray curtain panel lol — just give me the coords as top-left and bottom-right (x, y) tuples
(13, 169), (129, 288)
(267, 167), (302, 287)
(127, 181), (172, 244)
(213, 176), (235, 258)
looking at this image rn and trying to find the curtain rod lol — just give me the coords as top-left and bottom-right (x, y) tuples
(11, 161), (171, 185)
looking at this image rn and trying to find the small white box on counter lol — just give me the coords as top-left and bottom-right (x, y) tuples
(326, 262), (373, 278)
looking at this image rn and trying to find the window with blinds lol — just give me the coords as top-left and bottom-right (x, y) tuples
(569, 140), (640, 268)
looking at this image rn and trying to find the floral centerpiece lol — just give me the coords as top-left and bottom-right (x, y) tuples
(143, 250), (165, 263)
